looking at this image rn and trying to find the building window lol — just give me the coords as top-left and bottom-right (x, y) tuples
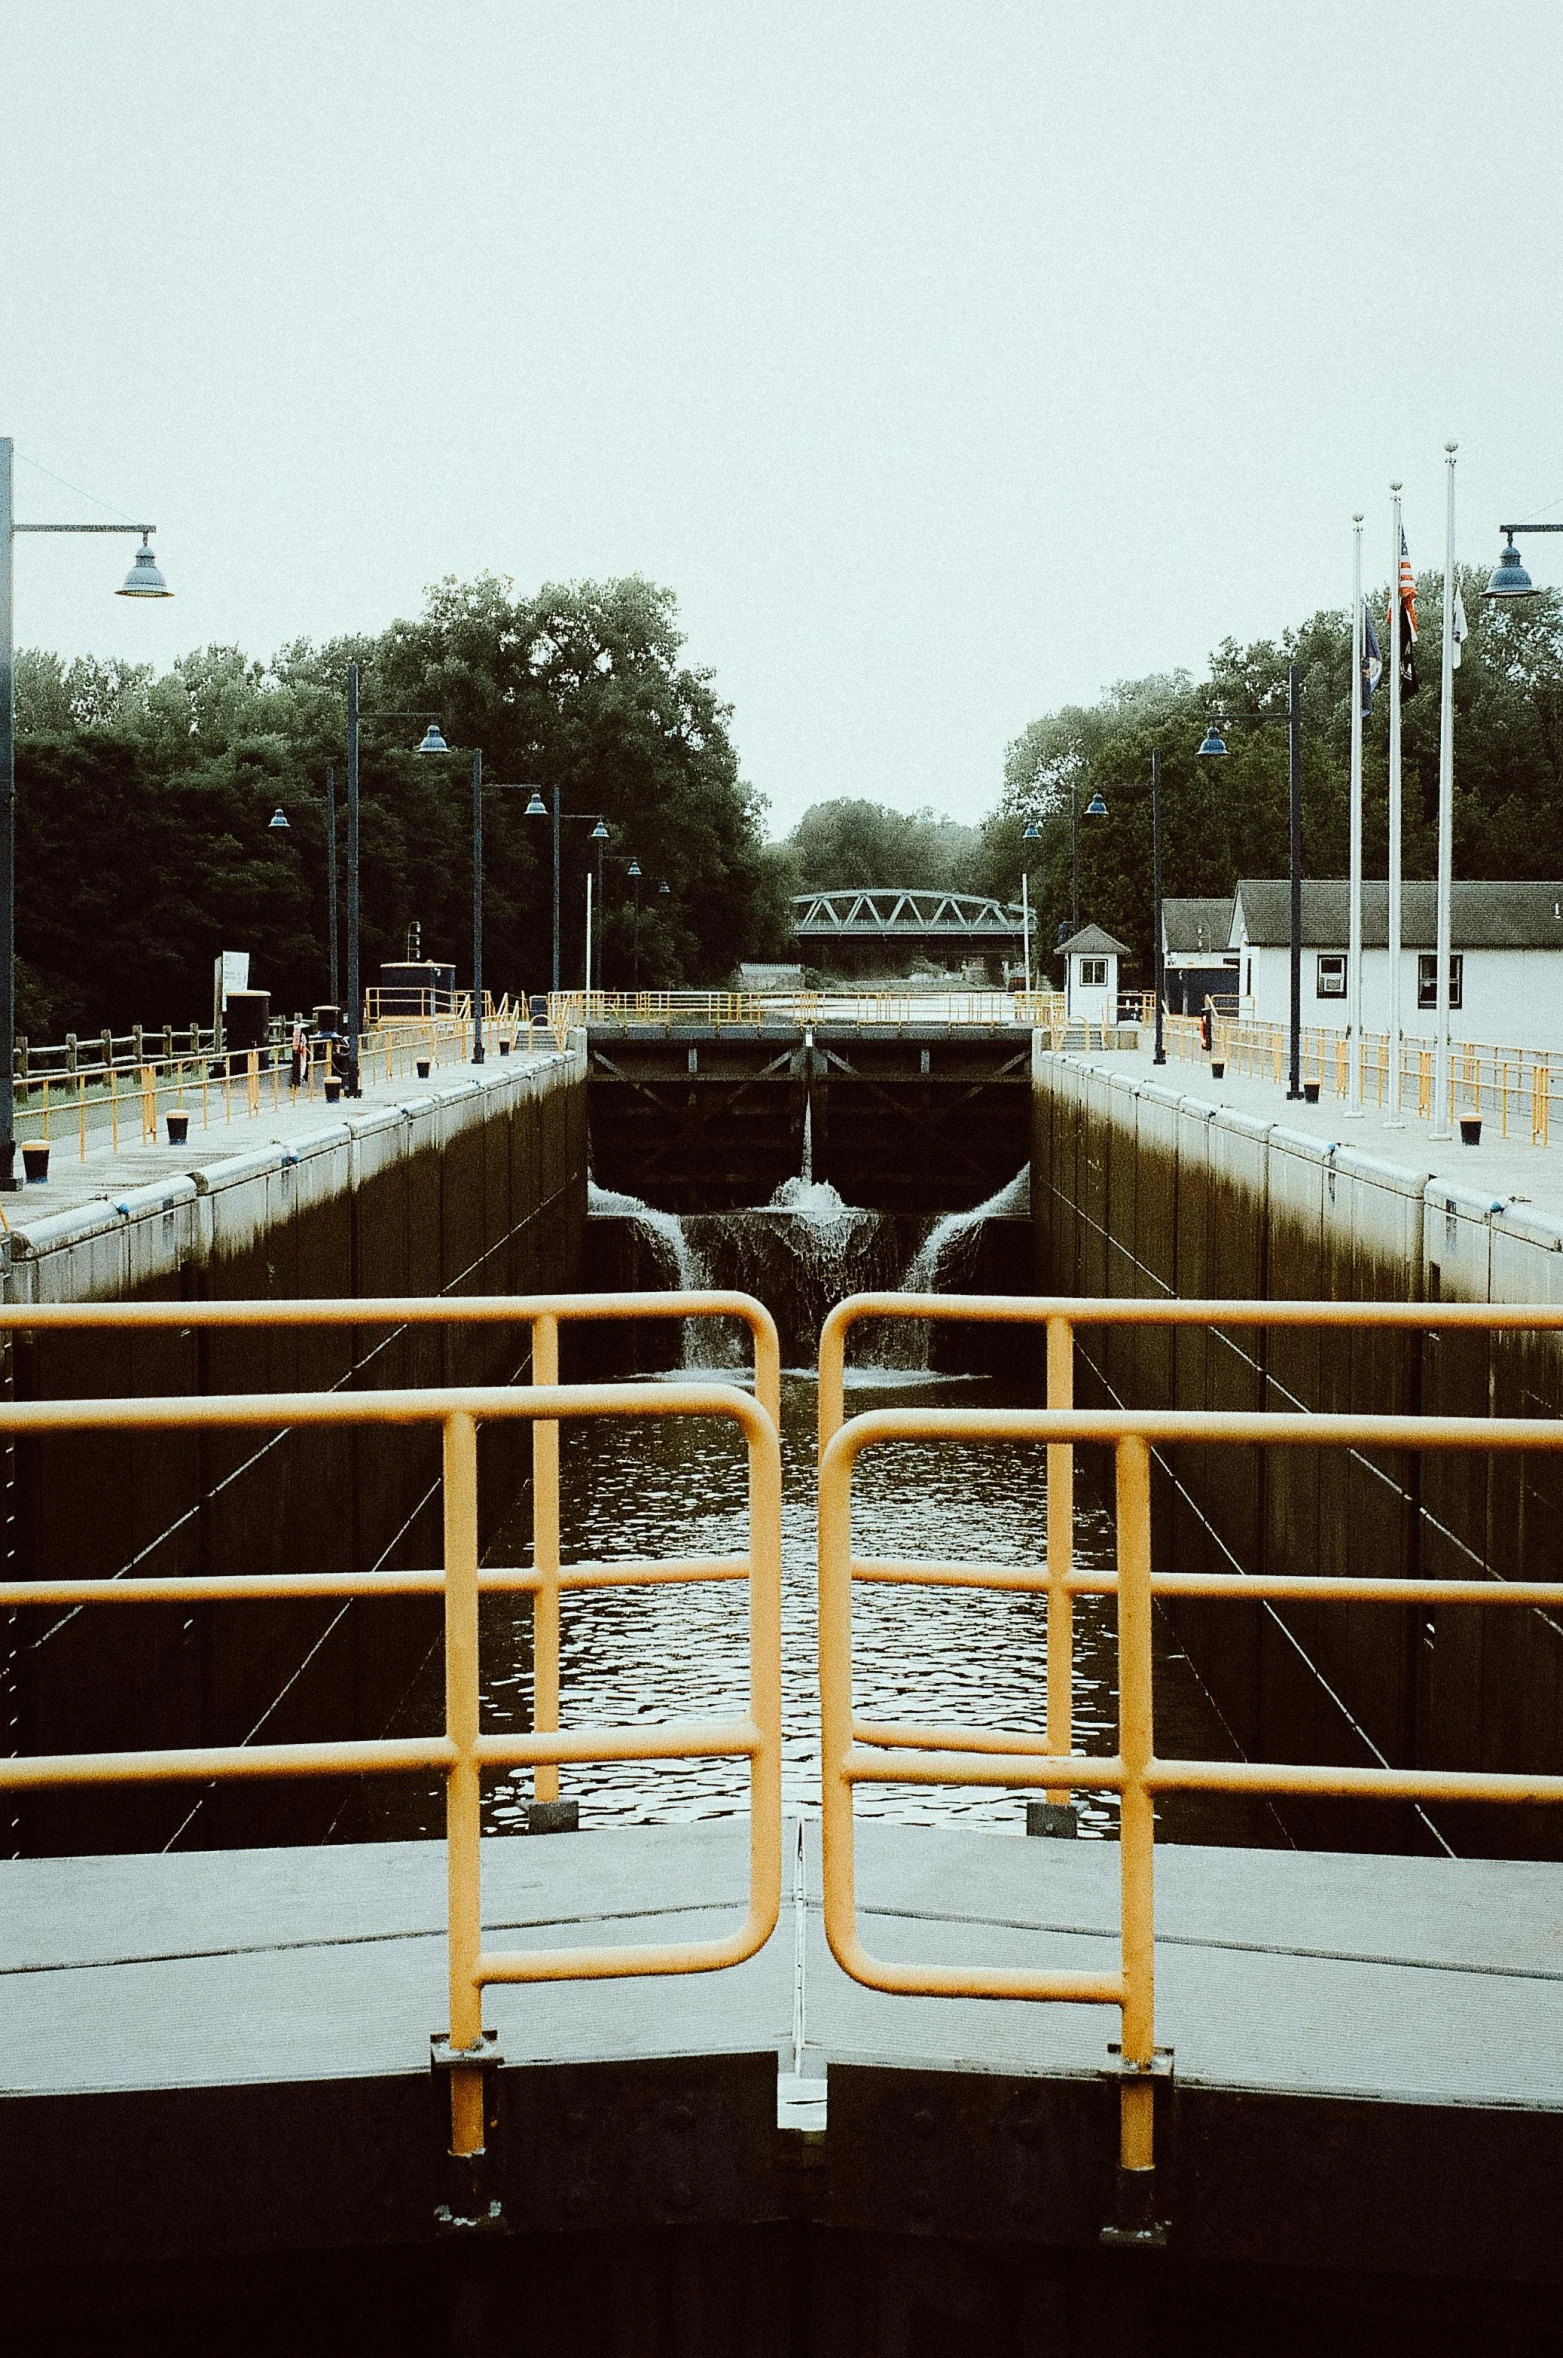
(1316, 953), (1347, 998)
(1078, 958), (1108, 988)
(1245, 959), (1252, 996)
(1417, 953), (1463, 1010)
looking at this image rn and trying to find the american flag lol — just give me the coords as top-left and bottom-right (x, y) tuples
(1390, 528), (1419, 698)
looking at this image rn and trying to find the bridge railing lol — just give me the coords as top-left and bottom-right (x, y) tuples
(0, 1290), (782, 2175)
(557, 988), (1069, 1033)
(817, 1295), (1563, 2228)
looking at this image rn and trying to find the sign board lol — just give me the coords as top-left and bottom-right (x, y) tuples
(219, 951), (250, 1008)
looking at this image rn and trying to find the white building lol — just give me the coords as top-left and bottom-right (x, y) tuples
(1227, 879), (1563, 1047)
(1160, 897), (1238, 1015)
(1056, 923), (1128, 1024)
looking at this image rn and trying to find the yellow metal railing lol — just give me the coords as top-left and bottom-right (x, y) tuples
(819, 1392), (1563, 2213)
(818, 1291), (1563, 2219)
(0, 1301), (783, 2162)
(1163, 1008), (1563, 1143)
(0, 1291), (778, 1813)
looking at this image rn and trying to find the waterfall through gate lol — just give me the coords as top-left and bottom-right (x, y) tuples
(587, 1160), (1030, 1368)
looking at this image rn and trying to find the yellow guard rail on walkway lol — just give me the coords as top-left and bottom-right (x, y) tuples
(0, 1295), (782, 2162)
(817, 1296), (1563, 2226)
(0, 1290), (778, 1814)
(820, 1293), (1563, 1813)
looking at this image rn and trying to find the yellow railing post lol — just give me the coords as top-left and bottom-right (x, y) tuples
(531, 1312), (562, 1807)
(1044, 1314), (1074, 1791)
(442, 1410), (486, 2156)
(1115, 1433), (1157, 2178)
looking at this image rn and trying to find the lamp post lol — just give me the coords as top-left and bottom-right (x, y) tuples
(1, 438), (170, 1186)
(1199, 668), (1304, 1099)
(524, 787), (609, 992)
(1021, 820), (1040, 992)
(406, 724), (544, 1063)
(342, 666), (448, 1093)
(1090, 753), (1169, 1063)
(269, 765), (341, 1007)
(596, 851), (642, 991)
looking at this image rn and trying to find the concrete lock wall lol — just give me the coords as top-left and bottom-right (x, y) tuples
(1033, 1043), (1563, 1859)
(2, 1047), (588, 1857)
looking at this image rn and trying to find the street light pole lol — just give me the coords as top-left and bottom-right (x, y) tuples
(346, 662), (361, 1094)
(1, 438), (169, 1185)
(470, 747), (484, 1060)
(1287, 661), (1302, 1100)
(325, 765), (340, 1012)
(1151, 748), (1166, 1065)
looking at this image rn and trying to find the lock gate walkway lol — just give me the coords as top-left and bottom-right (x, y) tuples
(5, 1816), (1561, 2310)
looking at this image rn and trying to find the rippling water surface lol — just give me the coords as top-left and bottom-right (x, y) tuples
(416, 1365), (1265, 1844)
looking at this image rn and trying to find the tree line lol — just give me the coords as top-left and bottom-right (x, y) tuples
(975, 569), (1563, 985)
(20, 562), (1563, 1033)
(15, 573), (794, 1036)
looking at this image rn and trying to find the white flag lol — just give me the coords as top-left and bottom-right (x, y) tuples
(1451, 590), (1470, 668)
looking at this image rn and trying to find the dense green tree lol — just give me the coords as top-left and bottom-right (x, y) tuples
(785, 797), (983, 894)
(14, 574), (790, 1033)
(977, 573), (1563, 987)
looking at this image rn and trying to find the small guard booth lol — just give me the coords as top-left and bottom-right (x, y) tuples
(1057, 923), (1127, 1024)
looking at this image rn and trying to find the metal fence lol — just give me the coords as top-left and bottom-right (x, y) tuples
(818, 1291), (1563, 2221)
(1163, 1009), (1563, 1145)
(0, 1290), (782, 2161)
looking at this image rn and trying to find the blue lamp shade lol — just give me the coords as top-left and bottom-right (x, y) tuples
(590, 819), (609, 840)
(1022, 819), (1042, 841)
(268, 806), (290, 832)
(1197, 722), (1229, 757)
(1484, 535), (1536, 600)
(1056, 920), (1072, 948)
(117, 535), (171, 598)
(627, 858), (642, 877)
(1084, 791), (1108, 817)
(658, 880), (671, 897)
(415, 723), (449, 754)
(525, 790), (548, 817)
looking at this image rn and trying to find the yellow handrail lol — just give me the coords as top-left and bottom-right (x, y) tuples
(0, 1359), (783, 2162)
(818, 1392), (1563, 2211)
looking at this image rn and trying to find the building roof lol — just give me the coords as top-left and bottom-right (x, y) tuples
(1055, 923), (1130, 958)
(1161, 897), (1236, 957)
(1232, 879), (1563, 952)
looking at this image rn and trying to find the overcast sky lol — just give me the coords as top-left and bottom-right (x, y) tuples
(3, 1), (1561, 836)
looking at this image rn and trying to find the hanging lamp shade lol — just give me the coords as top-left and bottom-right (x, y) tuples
(1197, 722), (1228, 757)
(1022, 819), (1042, 840)
(658, 880), (671, 896)
(590, 818), (609, 840)
(1084, 790), (1108, 817)
(117, 534), (171, 598)
(1484, 534), (1536, 600)
(627, 858), (642, 877)
(268, 806), (290, 831)
(525, 790), (548, 816)
(415, 723), (449, 754)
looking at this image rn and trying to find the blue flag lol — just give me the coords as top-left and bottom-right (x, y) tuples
(1362, 604), (1383, 717)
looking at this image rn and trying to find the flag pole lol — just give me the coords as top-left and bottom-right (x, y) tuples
(1386, 484), (1404, 1127)
(1347, 514), (1365, 1115)
(1432, 444), (1457, 1141)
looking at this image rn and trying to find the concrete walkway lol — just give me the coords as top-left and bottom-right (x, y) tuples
(1083, 1035), (1563, 1238)
(4, 1819), (1559, 2110)
(0, 1040), (578, 1278)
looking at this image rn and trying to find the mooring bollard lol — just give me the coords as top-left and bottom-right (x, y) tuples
(21, 1143), (49, 1184)
(166, 1111), (190, 1146)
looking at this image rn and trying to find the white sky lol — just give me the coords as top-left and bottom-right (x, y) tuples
(3, 1), (1561, 835)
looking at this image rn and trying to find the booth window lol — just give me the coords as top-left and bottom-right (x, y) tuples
(1079, 957), (1108, 988)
